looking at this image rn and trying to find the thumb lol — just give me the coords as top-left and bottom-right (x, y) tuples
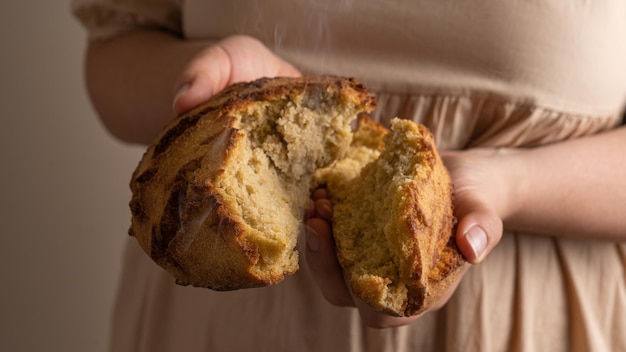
(453, 188), (503, 264)
(172, 43), (232, 115)
(172, 35), (301, 116)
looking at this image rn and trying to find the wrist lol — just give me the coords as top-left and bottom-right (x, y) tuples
(490, 148), (529, 230)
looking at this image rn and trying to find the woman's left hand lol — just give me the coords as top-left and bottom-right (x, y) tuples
(304, 189), (440, 328)
(441, 148), (514, 263)
(304, 148), (515, 328)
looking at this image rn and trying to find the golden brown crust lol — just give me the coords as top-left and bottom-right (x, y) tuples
(319, 118), (464, 317)
(129, 76), (463, 315)
(400, 124), (461, 315)
(129, 76), (375, 290)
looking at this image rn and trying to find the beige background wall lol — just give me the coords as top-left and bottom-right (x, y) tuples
(0, 1), (144, 351)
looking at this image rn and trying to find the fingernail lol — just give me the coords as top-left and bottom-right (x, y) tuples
(305, 227), (320, 252)
(465, 226), (487, 260)
(317, 200), (332, 219)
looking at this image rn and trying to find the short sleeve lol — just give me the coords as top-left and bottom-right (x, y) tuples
(71, 0), (183, 41)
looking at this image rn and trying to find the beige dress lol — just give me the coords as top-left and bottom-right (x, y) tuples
(72, 1), (626, 351)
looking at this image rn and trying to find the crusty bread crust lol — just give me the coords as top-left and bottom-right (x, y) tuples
(129, 76), (464, 316)
(129, 76), (375, 290)
(315, 117), (464, 316)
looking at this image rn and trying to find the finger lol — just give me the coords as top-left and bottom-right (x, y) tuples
(312, 188), (328, 200)
(172, 44), (232, 115)
(304, 218), (354, 307)
(172, 35), (301, 116)
(304, 199), (316, 220)
(314, 198), (333, 221)
(453, 188), (503, 263)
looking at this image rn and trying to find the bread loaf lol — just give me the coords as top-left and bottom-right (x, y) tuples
(129, 76), (464, 315)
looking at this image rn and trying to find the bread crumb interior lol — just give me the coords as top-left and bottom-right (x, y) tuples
(217, 89), (358, 273)
(325, 119), (427, 311)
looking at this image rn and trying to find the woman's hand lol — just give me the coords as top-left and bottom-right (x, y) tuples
(173, 35), (300, 115)
(304, 189), (468, 328)
(304, 148), (515, 328)
(86, 31), (299, 144)
(442, 149), (515, 263)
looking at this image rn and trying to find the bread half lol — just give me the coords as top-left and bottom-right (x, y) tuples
(129, 76), (375, 290)
(315, 117), (465, 316)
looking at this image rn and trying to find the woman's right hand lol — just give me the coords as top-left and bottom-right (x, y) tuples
(86, 31), (299, 144)
(172, 35), (301, 115)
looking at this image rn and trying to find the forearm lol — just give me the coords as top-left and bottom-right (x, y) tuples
(504, 125), (626, 241)
(85, 30), (214, 145)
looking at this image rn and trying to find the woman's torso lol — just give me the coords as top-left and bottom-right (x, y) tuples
(109, 1), (626, 351)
